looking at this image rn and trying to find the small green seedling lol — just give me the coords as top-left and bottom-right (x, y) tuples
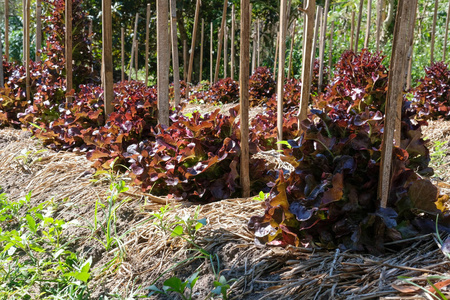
(252, 191), (267, 201)
(211, 275), (231, 299)
(147, 271), (199, 300)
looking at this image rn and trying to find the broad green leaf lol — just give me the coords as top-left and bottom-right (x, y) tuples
(171, 225), (184, 237)
(25, 215), (37, 234)
(163, 276), (183, 293)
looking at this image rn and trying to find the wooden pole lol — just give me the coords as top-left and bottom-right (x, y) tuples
(298, 0), (316, 123)
(406, 6), (418, 91)
(431, 0), (439, 64)
(199, 18), (204, 82)
(187, 0), (201, 86)
(224, 25), (228, 78)
(145, 4), (151, 86)
(287, 20), (296, 80)
(277, 0), (288, 150)
(319, 0), (330, 93)
(249, 3), (253, 76)
(364, 0), (372, 49)
(351, 11), (355, 50)
(231, 5), (236, 80)
(274, 32), (279, 79)
(240, 0), (250, 197)
(102, 0), (114, 116)
(355, 0), (364, 53)
(376, 0), (383, 52)
(210, 22), (213, 83)
(5, 0), (9, 62)
(129, 13), (139, 81)
(214, 0), (228, 83)
(135, 40), (138, 80)
(444, 0), (450, 61)
(35, 0), (42, 62)
(328, 21), (335, 76)
(170, 0), (181, 105)
(25, 0), (30, 101)
(0, 27), (3, 87)
(157, 0), (170, 126)
(378, 0), (418, 208)
(183, 39), (187, 82)
(65, 0), (72, 103)
(89, 19), (93, 72)
(121, 27), (125, 81)
(257, 19), (260, 67)
(251, 27), (256, 74)
(310, 6), (322, 86)
(22, 0), (25, 65)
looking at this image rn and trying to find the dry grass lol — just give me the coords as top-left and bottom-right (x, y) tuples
(1, 123), (450, 299)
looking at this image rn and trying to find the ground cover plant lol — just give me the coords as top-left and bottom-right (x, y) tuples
(0, 191), (92, 299)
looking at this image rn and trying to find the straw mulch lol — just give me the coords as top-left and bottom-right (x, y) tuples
(1, 126), (450, 299)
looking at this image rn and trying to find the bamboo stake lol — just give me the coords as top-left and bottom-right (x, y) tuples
(157, 0), (170, 126)
(22, 0), (25, 65)
(376, 0), (383, 52)
(444, 0), (450, 61)
(121, 27), (125, 81)
(351, 11), (355, 50)
(273, 32), (279, 78)
(277, 0), (288, 150)
(145, 4), (151, 86)
(224, 25), (228, 78)
(378, 0), (418, 209)
(319, 0), (330, 93)
(328, 21), (335, 76)
(364, 0), (372, 48)
(35, 0), (42, 62)
(251, 28), (256, 74)
(89, 19), (93, 72)
(240, 0), (250, 197)
(355, 0), (364, 53)
(298, 0), (316, 123)
(0, 26), (3, 87)
(431, 0), (439, 63)
(102, 0), (114, 116)
(65, 0), (72, 103)
(231, 5), (236, 80)
(310, 6), (322, 86)
(210, 22), (213, 83)
(5, 0), (9, 61)
(257, 19), (260, 67)
(135, 40), (139, 80)
(25, 0), (30, 101)
(129, 13), (139, 81)
(406, 5), (418, 91)
(170, 0), (181, 105)
(287, 20), (296, 79)
(214, 0), (228, 83)
(199, 18), (204, 82)
(187, 0), (201, 86)
(183, 40), (187, 82)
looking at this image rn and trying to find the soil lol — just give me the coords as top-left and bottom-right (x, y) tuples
(1, 115), (450, 299)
